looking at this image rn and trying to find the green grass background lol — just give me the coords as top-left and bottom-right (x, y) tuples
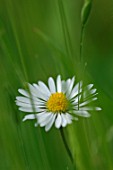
(0, 0), (113, 169)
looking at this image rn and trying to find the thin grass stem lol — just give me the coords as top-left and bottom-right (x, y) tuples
(57, 0), (73, 59)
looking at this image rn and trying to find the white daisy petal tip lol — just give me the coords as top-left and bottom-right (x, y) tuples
(18, 89), (24, 93)
(87, 84), (94, 89)
(22, 117), (27, 122)
(18, 89), (21, 93)
(72, 76), (75, 82)
(57, 74), (61, 78)
(18, 89), (30, 97)
(48, 77), (56, 93)
(95, 107), (102, 111)
(34, 122), (38, 127)
(57, 75), (62, 92)
(45, 128), (49, 132)
(55, 114), (62, 129)
(74, 111), (91, 118)
(45, 114), (56, 131)
(22, 114), (35, 122)
(74, 117), (79, 121)
(65, 113), (73, 124)
(61, 114), (67, 127)
(94, 97), (98, 101)
(86, 114), (91, 118)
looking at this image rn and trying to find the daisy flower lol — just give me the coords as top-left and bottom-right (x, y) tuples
(15, 75), (101, 131)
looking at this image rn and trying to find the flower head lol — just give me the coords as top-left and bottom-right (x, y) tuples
(16, 75), (101, 131)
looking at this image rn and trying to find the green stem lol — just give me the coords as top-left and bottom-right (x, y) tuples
(80, 25), (85, 63)
(60, 128), (74, 165)
(78, 24), (85, 110)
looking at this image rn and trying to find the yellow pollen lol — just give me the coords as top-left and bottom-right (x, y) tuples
(47, 92), (68, 113)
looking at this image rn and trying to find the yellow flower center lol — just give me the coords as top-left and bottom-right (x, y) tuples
(47, 92), (68, 113)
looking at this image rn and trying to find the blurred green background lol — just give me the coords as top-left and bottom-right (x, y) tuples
(0, 0), (113, 169)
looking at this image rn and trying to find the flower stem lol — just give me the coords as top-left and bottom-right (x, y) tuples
(60, 128), (76, 168)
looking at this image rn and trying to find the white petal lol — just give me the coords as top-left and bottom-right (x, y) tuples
(78, 107), (102, 111)
(16, 100), (45, 108)
(16, 96), (40, 104)
(66, 77), (75, 97)
(36, 112), (46, 119)
(61, 81), (66, 93)
(45, 114), (56, 131)
(40, 113), (53, 127)
(28, 83), (39, 97)
(72, 94), (82, 104)
(16, 101), (32, 107)
(84, 93), (98, 101)
(33, 83), (49, 100)
(18, 89), (29, 97)
(74, 110), (90, 117)
(65, 79), (71, 92)
(19, 107), (34, 112)
(69, 81), (82, 99)
(67, 112), (78, 121)
(61, 114), (67, 127)
(65, 113), (73, 124)
(22, 114), (35, 121)
(34, 122), (38, 127)
(84, 87), (97, 99)
(96, 107), (102, 111)
(86, 84), (94, 90)
(57, 75), (62, 92)
(38, 81), (51, 96)
(61, 79), (71, 93)
(29, 84), (49, 101)
(90, 89), (97, 94)
(79, 97), (97, 107)
(19, 106), (45, 112)
(70, 83), (79, 99)
(48, 77), (56, 93)
(73, 117), (79, 121)
(37, 112), (51, 124)
(55, 114), (62, 128)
